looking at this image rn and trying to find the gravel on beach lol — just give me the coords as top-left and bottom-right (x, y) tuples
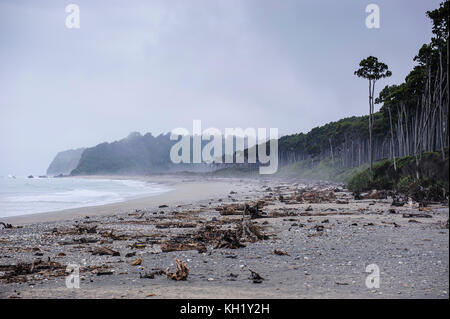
(0, 178), (448, 299)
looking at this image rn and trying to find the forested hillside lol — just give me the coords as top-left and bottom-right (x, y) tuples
(71, 132), (175, 175)
(237, 2), (448, 176)
(53, 2), (448, 181)
(70, 133), (249, 175)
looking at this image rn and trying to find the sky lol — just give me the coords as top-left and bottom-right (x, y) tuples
(0, 0), (443, 176)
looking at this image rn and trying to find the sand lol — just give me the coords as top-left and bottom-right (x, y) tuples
(0, 176), (448, 299)
(3, 176), (241, 225)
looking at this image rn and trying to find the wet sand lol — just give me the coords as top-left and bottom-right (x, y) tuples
(3, 176), (241, 225)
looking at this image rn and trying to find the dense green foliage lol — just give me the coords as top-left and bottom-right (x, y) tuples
(278, 112), (388, 158)
(268, 2), (449, 184)
(347, 150), (449, 201)
(276, 158), (367, 183)
(59, 2), (448, 183)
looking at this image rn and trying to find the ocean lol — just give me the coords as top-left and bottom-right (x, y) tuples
(0, 177), (170, 218)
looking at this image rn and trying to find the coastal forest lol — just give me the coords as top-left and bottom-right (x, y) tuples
(48, 2), (449, 198)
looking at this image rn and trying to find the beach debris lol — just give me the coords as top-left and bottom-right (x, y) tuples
(128, 242), (147, 249)
(101, 230), (129, 241)
(156, 222), (197, 229)
(135, 209), (147, 219)
(214, 231), (246, 249)
(273, 249), (290, 256)
(0, 222), (13, 229)
(165, 258), (189, 281)
(131, 258), (142, 266)
(336, 200), (349, 204)
(392, 195), (408, 207)
(299, 190), (336, 203)
(60, 237), (99, 245)
(300, 211), (354, 217)
(159, 205), (168, 208)
(228, 273), (239, 281)
(161, 242), (207, 253)
(217, 201), (267, 218)
(76, 225), (97, 234)
(0, 259), (66, 283)
(125, 252), (136, 258)
(95, 270), (114, 276)
(402, 213), (432, 219)
(92, 247), (120, 256)
(245, 203), (265, 219)
(312, 225), (325, 232)
(335, 282), (349, 286)
(364, 190), (388, 200)
(140, 269), (165, 279)
(353, 192), (362, 200)
(248, 269), (264, 284)
(238, 221), (268, 242)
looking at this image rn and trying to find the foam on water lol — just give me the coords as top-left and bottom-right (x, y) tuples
(0, 177), (171, 217)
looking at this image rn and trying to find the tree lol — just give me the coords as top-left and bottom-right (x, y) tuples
(376, 85), (398, 171)
(354, 56), (392, 177)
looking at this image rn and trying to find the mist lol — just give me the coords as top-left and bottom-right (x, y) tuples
(0, 0), (441, 176)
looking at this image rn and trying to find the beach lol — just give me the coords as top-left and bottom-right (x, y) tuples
(0, 176), (448, 299)
(2, 176), (240, 225)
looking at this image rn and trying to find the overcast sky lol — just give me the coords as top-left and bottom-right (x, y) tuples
(0, 0), (442, 175)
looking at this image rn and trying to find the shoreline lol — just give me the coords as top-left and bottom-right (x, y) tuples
(0, 177), (448, 299)
(2, 175), (243, 225)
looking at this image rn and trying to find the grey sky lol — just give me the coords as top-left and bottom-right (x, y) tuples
(0, 0), (442, 175)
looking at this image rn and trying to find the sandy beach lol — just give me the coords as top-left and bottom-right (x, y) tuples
(2, 176), (241, 225)
(0, 175), (448, 299)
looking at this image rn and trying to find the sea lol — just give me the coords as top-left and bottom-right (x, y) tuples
(0, 176), (171, 218)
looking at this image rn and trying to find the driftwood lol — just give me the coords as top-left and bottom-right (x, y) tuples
(248, 269), (264, 284)
(165, 258), (189, 281)
(0, 259), (66, 283)
(161, 242), (207, 253)
(273, 249), (290, 256)
(0, 222), (13, 229)
(92, 247), (120, 256)
(402, 213), (432, 218)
